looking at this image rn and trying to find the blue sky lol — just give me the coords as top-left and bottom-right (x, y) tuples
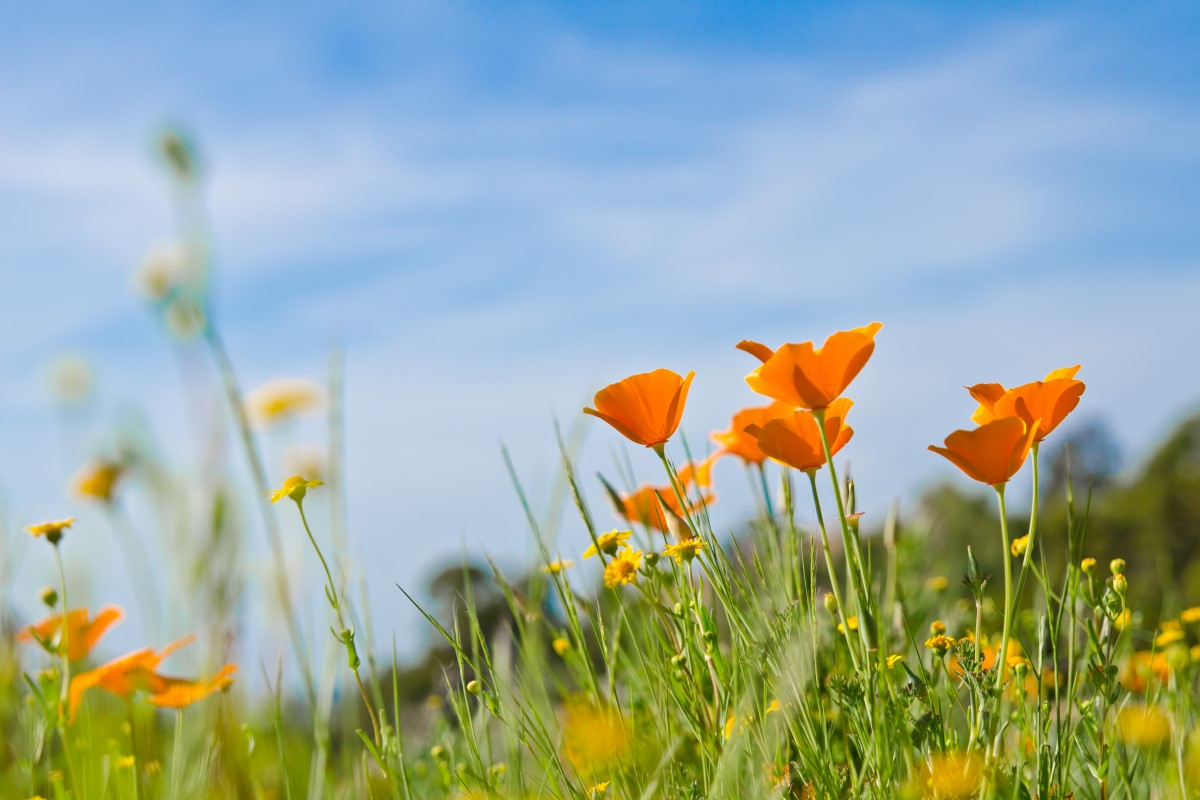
(2, 1), (1199, 679)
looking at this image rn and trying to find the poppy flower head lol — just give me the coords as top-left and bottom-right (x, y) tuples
(744, 323), (883, 410)
(967, 366), (1084, 442)
(69, 634), (196, 721)
(19, 605), (125, 662)
(751, 398), (854, 473)
(584, 369), (695, 449)
(928, 415), (1040, 485)
(148, 664), (237, 708)
(711, 401), (791, 465)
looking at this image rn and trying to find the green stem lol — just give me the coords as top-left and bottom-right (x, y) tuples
(807, 471), (861, 670)
(171, 709), (183, 800)
(203, 325), (318, 709)
(53, 544), (70, 707)
(993, 483), (1014, 693)
(296, 502), (382, 749)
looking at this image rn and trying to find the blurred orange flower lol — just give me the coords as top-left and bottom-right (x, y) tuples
(928, 416), (1039, 485)
(749, 398), (854, 473)
(584, 369), (695, 449)
(711, 401), (791, 465)
(148, 664), (237, 708)
(968, 366), (1085, 442)
(675, 452), (721, 488)
(616, 483), (713, 533)
(743, 323), (883, 410)
(1123, 651), (1173, 694)
(18, 606), (124, 663)
(69, 635), (195, 720)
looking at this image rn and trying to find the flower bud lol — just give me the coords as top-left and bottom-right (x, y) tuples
(1110, 558), (1126, 576)
(823, 593), (838, 614)
(466, 680), (482, 695)
(930, 620), (947, 636)
(1081, 557), (1096, 575)
(1112, 573), (1128, 597)
(40, 587), (59, 608)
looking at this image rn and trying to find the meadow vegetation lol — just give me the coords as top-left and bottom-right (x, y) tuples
(2, 133), (1199, 799)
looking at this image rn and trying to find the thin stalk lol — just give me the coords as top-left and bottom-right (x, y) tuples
(202, 325), (317, 708)
(993, 483), (1014, 693)
(296, 502), (382, 748)
(170, 710), (184, 800)
(806, 471), (861, 670)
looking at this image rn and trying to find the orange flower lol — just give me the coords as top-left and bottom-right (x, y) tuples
(743, 323), (883, 410)
(749, 398), (854, 473)
(148, 664), (237, 708)
(675, 451), (722, 488)
(18, 606), (124, 662)
(69, 635), (195, 720)
(72, 460), (124, 503)
(1123, 651), (1173, 694)
(928, 416), (1040, 485)
(616, 484), (713, 533)
(711, 401), (791, 465)
(584, 369), (695, 449)
(967, 366), (1084, 442)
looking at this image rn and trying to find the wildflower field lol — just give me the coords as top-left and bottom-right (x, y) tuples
(3, 136), (1200, 800)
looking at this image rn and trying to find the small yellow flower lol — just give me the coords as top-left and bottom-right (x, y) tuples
(1116, 705), (1172, 747)
(911, 752), (983, 798)
(930, 620), (947, 636)
(925, 635), (955, 655)
(1114, 608), (1133, 631)
(144, 760), (161, 776)
(1156, 628), (1185, 647)
(1180, 607), (1200, 624)
(1007, 654), (1031, 672)
(589, 781), (610, 796)
(925, 575), (949, 591)
(603, 547), (643, 588)
(552, 637), (570, 656)
(116, 755), (136, 769)
(662, 538), (706, 564)
(1080, 557), (1097, 574)
(28, 518), (74, 544)
(73, 460), (124, 503)
(246, 378), (322, 426)
(267, 475), (323, 504)
(837, 615), (859, 634)
(542, 560), (574, 574)
(584, 530), (632, 559)
(723, 714), (737, 740)
(886, 654), (904, 669)
(1010, 535), (1029, 558)
(765, 699), (782, 715)
(1191, 644), (1200, 663)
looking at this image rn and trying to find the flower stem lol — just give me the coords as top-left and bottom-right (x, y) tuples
(993, 483), (1014, 694)
(807, 471), (861, 671)
(296, 502), (382, 749)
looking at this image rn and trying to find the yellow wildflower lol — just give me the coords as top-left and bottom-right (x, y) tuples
(115, 755), (136, 768)
(28, 518), (74, 544)
(267, 475), (323, 504)
(930, 620), (947, 636)
(837, 616), (859, 634)
(589, 781), (610, 796)
(1010, 535), (1029, 558)
(603, 548), (643, 588)
(245, 378), (322, 426)
(886, 654), (904, 669)
(1179, 606), (1200, 624)
(1156, 628), (1185, 647)
(925, 635), (955, 656)
(662, 538), (706, 564)
(1191, 645), (1200, 663)
(911, 752), (983, 798)
(561, 700), (630, 780)
(925, 576), (949, 591)
(73, 460), (123, 503)
(584, 530), (632, 559)
(552, 637), (570, 656)
(1116, 705), (1172, 747)
(1081, 557), (1097, 574)
(542, 560), (574, 574)
(1114, 608), (1133, 631)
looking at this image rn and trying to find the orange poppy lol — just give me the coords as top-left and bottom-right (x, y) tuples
(148, 664), (237, 708)
(749, 398), (854, 473)
(928, 416), (1040, 485)
(584, 369), (695, 449)
(743, 323), (883, 410)
(675, 451), (722, 488)
(612, 483), (713, 534)
(711, 401), (791, 464)
(69, 635), (195, 720)
(1123, 651), (1173, 694)
(18, 605), (124, 662)
(967, 366), (1084, 442)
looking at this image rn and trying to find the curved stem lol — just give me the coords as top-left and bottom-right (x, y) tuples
(807, 472), (861, 671)
(296, 503), (382, 749)
(993, 484), (1013, 693)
